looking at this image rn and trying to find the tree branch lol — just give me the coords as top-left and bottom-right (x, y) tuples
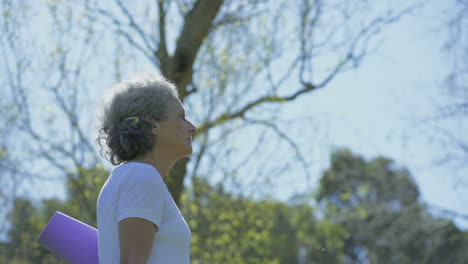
(427, 203), (468, 221)
(170, 0), (224, 94)
(89, 6), (158, 67)
(244, 117), (312, 182)
(156, 0), (169, 74)
(115, 0), (156, 57)
(195, 80), (320, 136)
(195, 2), (421, 140)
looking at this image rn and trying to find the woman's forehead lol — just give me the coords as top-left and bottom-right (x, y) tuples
(172, 99), (185, 113)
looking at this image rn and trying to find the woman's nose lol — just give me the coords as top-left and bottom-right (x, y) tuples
(188, 120), (196, 133)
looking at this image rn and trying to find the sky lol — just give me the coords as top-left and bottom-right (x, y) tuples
(268, 0), (468, 227)
(4, 0), (467, 234)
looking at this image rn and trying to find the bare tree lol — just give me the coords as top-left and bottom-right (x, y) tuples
(409, 0), (468, 222)
(1, 0), (103, 224)
(437, 0), (468, 220)
(442, 0), (468, 166)
(418, 0), (468, 179)
(1, 0), (418, 219)
(422, 0), (468, 159)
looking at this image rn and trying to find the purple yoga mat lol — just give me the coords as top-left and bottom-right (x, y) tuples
(38, 211), (99, 264)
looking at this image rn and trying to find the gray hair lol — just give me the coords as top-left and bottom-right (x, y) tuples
(96, 72), (179, 165)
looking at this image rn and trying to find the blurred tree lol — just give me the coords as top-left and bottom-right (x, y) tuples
(178, 175), (349, 263)
(423, 0), (468, 180)
(409, 0), (468, 223)
(4, 165), (348, 263)
(4, 198), (55, 263)
(0, 73), (24, 262)
(439, 0), (468, 181)
(62, 166), (108, 226)
(444, 0), (468, 104)
(317, 148), (468, 263)
(4, 148), (468, 263)
(0, 167), (109, 263)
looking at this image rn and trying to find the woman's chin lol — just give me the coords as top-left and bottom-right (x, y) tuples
(185, 148), (193, 156)
(182, 145), (193, 157)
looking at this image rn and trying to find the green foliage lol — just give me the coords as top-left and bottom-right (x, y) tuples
(183, 177), (288, 263)
(182, 176), (347, 264)
(0, 146), (6, 158)
(3, 198), (62, 263)
(62, 165), (108, 226)
(317, 148), (468, 264)
(3, 165), (349, 263)
(2, 165), (108, 263)
(3, 149), (468, 263)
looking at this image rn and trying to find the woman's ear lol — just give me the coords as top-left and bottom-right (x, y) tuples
(144, 116), (158, 135)
(151, 125), (158, 136)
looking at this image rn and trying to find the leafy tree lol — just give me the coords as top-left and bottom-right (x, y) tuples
(1, 165), (108, 263)
(317, 148), (468, 263)
(4, 198), (51, 263)
(182, 176), (348, 263)
(4, 165), (348, 263)
(4, 148), (468, 263)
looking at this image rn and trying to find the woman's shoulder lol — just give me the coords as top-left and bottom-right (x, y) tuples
(113, 162), (163, 185)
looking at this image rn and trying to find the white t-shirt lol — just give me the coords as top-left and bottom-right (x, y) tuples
(96, 162), (191, 263)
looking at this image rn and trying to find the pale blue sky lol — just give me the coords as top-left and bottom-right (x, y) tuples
(271, 0), (468, 227)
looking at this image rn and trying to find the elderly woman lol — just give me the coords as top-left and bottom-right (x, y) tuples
(96, 73), (197, 264)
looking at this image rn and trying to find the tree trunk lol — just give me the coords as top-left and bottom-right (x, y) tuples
(161, 0), (224, 205)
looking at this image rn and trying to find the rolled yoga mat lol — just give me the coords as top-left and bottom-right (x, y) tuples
(38, 211), (99, 264)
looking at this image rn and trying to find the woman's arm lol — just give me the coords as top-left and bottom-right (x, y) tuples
(119, 217), (158, 264)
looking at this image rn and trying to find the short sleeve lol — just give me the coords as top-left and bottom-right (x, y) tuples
(116, 170), (164, 229)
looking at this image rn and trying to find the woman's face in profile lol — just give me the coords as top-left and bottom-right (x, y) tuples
(154, 99), (197, 158)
